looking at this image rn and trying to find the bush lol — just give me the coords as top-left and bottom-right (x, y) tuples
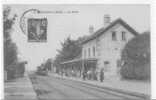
(7, 68), (16, 80)
(120, 32), (150, 80)
(6, 62), (26, 80)
(15, 62), (25, 78)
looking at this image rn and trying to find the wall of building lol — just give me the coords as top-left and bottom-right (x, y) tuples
(97, 23), (135, 80)
(82, 39), (97, 59)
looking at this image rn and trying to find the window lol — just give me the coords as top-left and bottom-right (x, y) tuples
(88, 48), (91, 57)
(122, 31), (126, 41)
(84, 49), (86, 58)
(104, 61), (110, 72)
(112, 31), (117, 41)
(93, 46), (96, 57)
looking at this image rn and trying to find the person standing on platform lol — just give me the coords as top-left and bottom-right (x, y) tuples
(100, 68), (104, 82)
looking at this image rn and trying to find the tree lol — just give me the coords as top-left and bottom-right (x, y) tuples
(44, 58), (52, 70)
(4, 7), (18, 70)
(53, 36), (82, 71)
(59, 37), (81, 61)
(3, 7), (20, 80)
(120, 32), (150, 80)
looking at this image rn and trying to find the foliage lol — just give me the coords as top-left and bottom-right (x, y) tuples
(53, 36), (82, 71)
(3, 7), (25, 80)
(120, 32), (150, 80)
(58, 37), (82, 61)
(3, 6), (18, 70)
(44, 59), (52, 70)
(15, 62), (26, 77)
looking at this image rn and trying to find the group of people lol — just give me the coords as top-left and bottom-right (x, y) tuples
(82, 68), (104, 82)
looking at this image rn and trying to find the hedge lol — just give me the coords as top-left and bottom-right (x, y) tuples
(120, 32), (150, 80)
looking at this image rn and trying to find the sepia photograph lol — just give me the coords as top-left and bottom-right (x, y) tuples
(3, 4), (150, 100)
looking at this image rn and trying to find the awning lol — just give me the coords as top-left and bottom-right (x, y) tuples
(61, 58), (97, 65)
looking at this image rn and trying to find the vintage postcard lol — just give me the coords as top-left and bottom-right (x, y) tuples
(3, 4), (151, 100)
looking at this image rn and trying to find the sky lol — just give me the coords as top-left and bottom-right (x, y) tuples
(5, 4), (150, 70)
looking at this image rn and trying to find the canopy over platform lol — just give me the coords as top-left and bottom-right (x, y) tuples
(61, 58), (97, 65)
(60, 58), (98, 78)
(61, 58), (98, 72)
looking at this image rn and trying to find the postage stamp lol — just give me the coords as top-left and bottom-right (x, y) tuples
(27, 18), (47, 42)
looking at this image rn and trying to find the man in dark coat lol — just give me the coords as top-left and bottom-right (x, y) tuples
(82, 71), (87, 80)
(100, 68), (104, 82)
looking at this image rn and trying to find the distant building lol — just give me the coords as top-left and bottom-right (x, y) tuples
(81, 15), (138, 80)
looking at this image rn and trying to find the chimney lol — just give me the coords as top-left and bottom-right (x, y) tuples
(89, 25), (94, 34)
(104, 14), (111, 27)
